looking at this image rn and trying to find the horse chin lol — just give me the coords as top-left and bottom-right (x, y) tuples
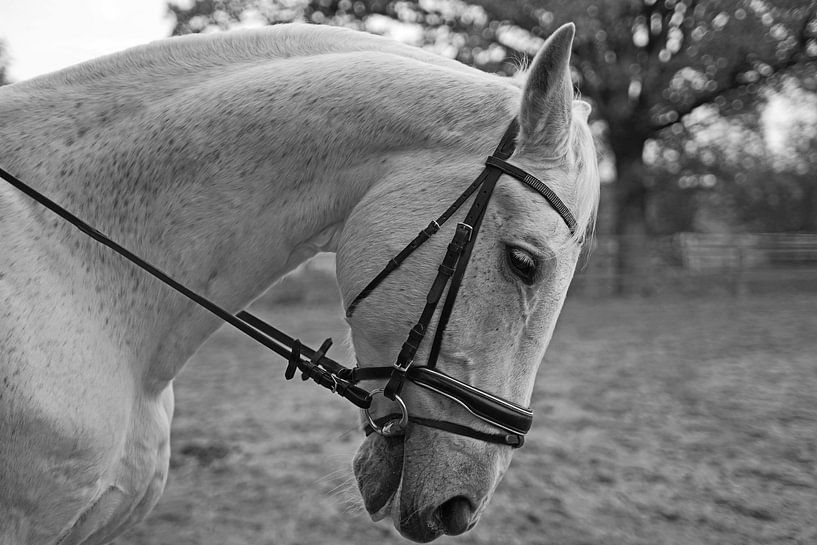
(354, 423), (503, 543)
(352, 432), (405, 517)
(353, 432), (444, 543)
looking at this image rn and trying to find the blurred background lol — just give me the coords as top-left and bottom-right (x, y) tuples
(2, 1), (816, 544)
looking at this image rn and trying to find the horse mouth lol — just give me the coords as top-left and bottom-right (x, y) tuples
(353, 423), (495, 543)
(352, 431), (405, 516)
(370, 498), (395, 522)
(353, 432), (446, 542)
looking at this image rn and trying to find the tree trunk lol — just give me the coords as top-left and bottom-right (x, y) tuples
(610, 135), (652, 296)
(806, 178), (817, 231)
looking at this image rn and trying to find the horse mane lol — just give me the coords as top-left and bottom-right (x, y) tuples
(17, 22), (598, 245)
(20, 23), (481, 89)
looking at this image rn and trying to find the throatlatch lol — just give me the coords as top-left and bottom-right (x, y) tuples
(0, 117), (576, 449)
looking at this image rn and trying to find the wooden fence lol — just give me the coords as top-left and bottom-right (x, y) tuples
(282, 233), (817, 300)
(570, 233), (817, 297)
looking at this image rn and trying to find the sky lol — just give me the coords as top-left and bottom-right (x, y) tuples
(1, 0), (174, 82)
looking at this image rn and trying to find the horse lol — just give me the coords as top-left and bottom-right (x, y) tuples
(0, 22), (598, 544)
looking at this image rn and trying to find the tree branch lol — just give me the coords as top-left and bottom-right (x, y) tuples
(651, 8), (817, 132)
(466, 0), (539, 30)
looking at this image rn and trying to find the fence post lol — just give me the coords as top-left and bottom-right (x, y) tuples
(734, 244), (747, 298)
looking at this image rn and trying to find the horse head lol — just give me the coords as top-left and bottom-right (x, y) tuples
(335, 24), (599, 542)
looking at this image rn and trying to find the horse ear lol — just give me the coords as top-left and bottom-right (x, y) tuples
(518, 23), (575, 151)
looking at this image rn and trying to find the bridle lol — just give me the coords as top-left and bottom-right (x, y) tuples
(0, 118), (576, 450)
(344, 118), (576, 447)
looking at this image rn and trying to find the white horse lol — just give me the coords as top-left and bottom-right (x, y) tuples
(0, 22), (598, 544)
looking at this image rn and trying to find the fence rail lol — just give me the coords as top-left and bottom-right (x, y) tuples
(571, 233), (817, 296)
(287, 233), (817, 299)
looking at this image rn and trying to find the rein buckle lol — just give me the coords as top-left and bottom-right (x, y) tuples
(455, 222), (473, 242)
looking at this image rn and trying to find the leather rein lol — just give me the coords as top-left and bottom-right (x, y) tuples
(0, 118), (576, 449)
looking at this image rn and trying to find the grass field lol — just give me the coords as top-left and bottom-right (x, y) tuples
(118, 274), (817, 545)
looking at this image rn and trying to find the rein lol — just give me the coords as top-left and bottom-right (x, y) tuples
(0, 118), (576, 449)
(0, 163), (372, 409)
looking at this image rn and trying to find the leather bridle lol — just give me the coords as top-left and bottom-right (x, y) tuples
(0, 118), (576, 450)
(342, 118), (576, 447)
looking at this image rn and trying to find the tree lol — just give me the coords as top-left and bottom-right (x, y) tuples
(541, 1), (817, 291)
(0, 40), (10, 85)
(648, 100), (817, 233)
(168, 0), (817, 292)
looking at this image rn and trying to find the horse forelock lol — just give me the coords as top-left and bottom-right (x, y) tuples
(567, 105), (601, 245)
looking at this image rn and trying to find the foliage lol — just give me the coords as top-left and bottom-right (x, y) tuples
(168, 0), (519, 72)
(647, 80), (817, 233)
(168, 1), (817, 123)
(0, 40), (9, 86)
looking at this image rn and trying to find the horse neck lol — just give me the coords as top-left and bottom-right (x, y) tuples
(2, 43), (516, 386)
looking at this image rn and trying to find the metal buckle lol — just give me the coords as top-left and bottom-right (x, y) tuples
(365, 388), (409, 437)
(393, 357), (413, 373)
(422, 220), (440, 237)
(456, 222), (473, 242)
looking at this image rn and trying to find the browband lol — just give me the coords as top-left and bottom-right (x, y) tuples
(485, 156), (577, 234)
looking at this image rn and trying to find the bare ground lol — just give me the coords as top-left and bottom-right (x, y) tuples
(118, 285), (817, 545)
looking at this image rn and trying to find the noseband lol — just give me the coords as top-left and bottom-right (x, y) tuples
(0, 118), (575, 450)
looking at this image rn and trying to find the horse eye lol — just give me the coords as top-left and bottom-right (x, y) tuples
(506, 247), (538, 285)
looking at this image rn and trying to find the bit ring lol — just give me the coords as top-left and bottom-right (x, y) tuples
(365, 388), (409, 436)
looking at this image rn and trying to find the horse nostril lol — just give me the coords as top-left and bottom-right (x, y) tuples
(435, 495), (474, 536)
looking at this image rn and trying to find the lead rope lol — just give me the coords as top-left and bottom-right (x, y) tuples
(0, 164), (372, 409)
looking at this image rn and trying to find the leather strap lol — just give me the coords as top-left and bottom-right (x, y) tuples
(345, 174), (485, 317)
(408, 366), (532, 435)
(492, 117), (519, 160)
(426, 164), (497, 369)
(485, 156), (577, 234)
(345, 119), (520, 317)
(409, 416), (524, 447)
(343, 364), (532, 437)
(382, 222), (473, 399)
(370, 120), (524, 397)
(0, 165), (373, 410)
(365, 414), (524, 448)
